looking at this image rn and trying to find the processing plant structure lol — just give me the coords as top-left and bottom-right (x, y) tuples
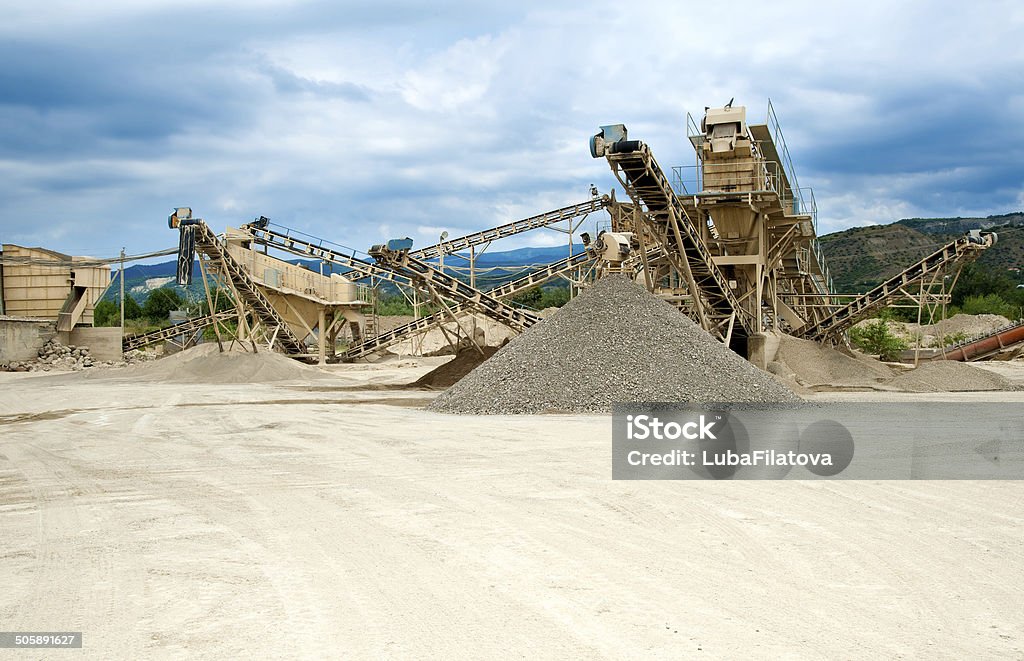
(142, 100), (1000, 364)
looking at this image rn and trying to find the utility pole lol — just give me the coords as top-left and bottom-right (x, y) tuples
(119, 247), (125, 328)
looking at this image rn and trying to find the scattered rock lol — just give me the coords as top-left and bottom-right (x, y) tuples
(0, 339), (155, 373)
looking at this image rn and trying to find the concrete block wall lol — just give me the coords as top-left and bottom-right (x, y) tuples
(0, 317), (57, 362)
(69, 327), (123, 361)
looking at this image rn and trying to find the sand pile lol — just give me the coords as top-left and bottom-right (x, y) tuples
(429, 275), (799, 414)
(885, 361), (1012, 392)
(921, 313), (1011, 339)
(97, 343), (330, 384)
(772, 334), (894, 389)
(413, 346), (500, 389)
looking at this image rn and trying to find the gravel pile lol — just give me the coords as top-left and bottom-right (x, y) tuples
(773, 334), (893, 389)
(1, 340), (155, 373)
(429, 275), (799, 414)
(413, 346), (499, 389)
(885, 361), (1012, 392)
(108, 343), (331, 383)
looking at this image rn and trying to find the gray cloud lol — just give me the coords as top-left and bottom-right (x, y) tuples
(1, 0), (1022, 259)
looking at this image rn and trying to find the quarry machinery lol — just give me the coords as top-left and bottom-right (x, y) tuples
(591, 100), (836, 354)
(239, 199), (609, 358)
(168, 208), (369, 362)
(367, 239), (543, 333)
(591, 121), (756, 351)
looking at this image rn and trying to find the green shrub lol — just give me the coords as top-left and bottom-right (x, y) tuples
(928, 331), (969, 348)
(955, 294), (1019, 319)
(95, 296), (142, 325)
(849, 319), (908, 361)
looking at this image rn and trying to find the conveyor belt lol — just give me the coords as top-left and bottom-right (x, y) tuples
(368, 246), (543, 334)
(193, 222), (306, 355)
(245, 226), (416, 289)
(346, 250), (594, 358)
(409, 198), (608, 261)
(602, 141), (752, 342)
(932, 319), (1024, 362)
(798, 234), (993, 343)
(122, 311), (237, 351)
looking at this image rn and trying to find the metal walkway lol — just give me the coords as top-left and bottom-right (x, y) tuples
(798, 234), (995, 343)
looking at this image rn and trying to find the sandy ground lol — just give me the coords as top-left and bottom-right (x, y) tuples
(2, 362), (1024, 659)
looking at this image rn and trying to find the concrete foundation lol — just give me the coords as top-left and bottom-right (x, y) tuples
(747, 331), (782, 370)
(0, 316), (56, 362)
(70, 326), (124, 361)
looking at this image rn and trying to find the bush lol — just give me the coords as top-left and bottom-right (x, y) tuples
(95, 296), (142, 325)
(849, 319), (908, 361)
(377, 295), (415, 316)
(928, 331), (970, 348)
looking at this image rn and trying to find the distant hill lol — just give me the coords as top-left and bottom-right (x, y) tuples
(819, 212), (1024, 292)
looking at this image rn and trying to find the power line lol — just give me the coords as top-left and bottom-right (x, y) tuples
(0, 247), (178, 268)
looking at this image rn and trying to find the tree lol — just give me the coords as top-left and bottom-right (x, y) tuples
(124, 295), (143, 320)
(93, 300), (118, 326)
(142, 287), (184, 321)
(511, 286), (544, 309)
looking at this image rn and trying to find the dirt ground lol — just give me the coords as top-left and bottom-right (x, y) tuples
(2, 360), (1024, 659)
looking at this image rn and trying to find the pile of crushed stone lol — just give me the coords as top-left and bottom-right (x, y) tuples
(884, 361), (1013, 392)
(919, 313), (1011, 340)
(771, 334), (894, 390)
(429, 275), (799, 414)
(89, 342), (331, 384)
(413, 346), (499, 389)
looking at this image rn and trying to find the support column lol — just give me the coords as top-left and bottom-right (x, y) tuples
(318, 307), (326, 365)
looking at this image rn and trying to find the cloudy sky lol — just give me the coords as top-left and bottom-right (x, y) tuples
(2, 0), (1022, 259)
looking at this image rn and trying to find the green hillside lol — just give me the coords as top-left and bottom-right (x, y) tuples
(819, 212), (1024, 293)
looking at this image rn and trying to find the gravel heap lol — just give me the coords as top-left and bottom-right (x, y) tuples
(885, 361), (1012, 392)
(109, 342), (331, 383)
(1, 339), (156, 373)
(921, 313), (1011, 339)
(413, 346), (500, 389)
(772, 334), (893, 389)
(429, 275), (799, 414)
